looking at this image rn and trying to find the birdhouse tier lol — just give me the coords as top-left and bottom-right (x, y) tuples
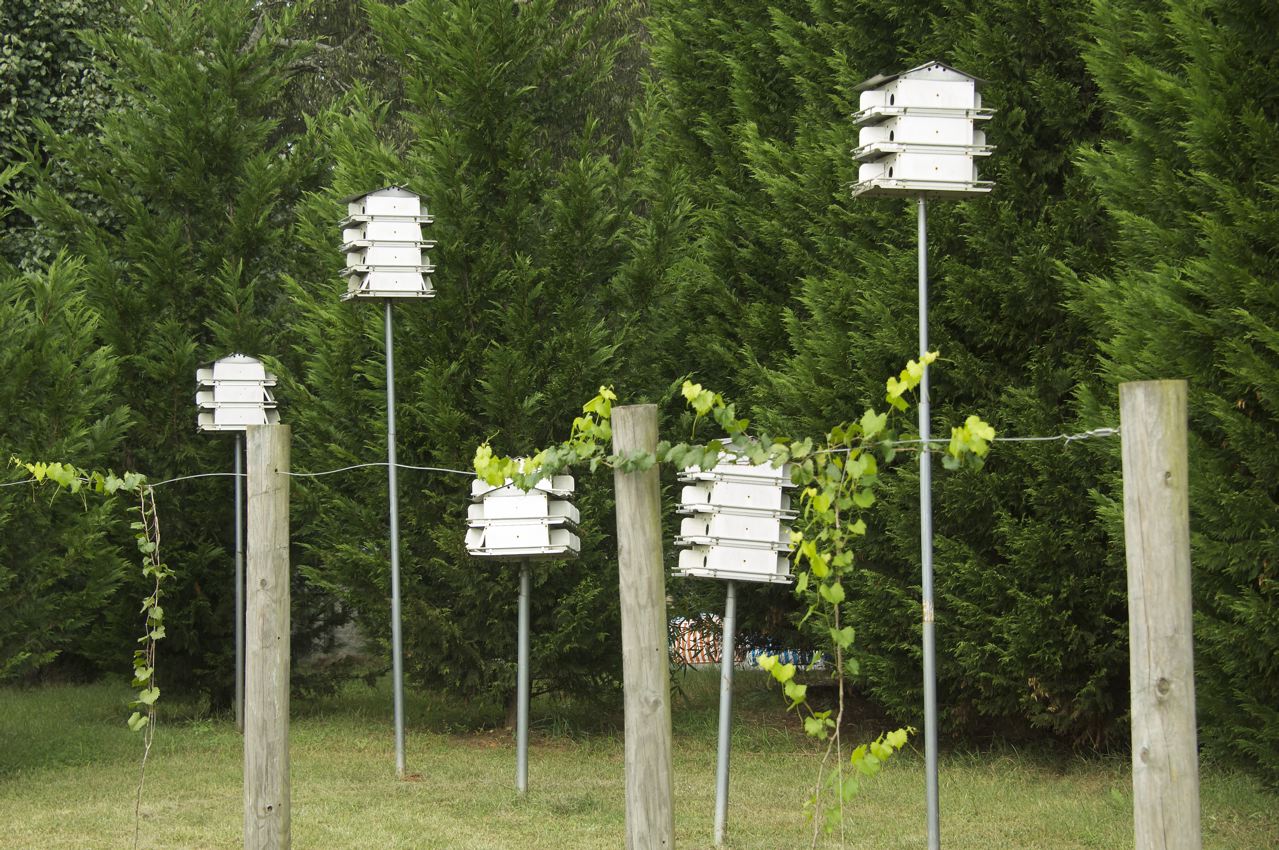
(467, 497), (580, 524)
(341, 218), (437, 245)
(852, 119), (990, 161)
(341, 186), (430, 219)
(195, 386), (280, 408)
(674, 456), (794, 584)
(466, 475), (580, 560)
(197, 407), (281, 431)
(851, 61), (995, 198)
(470, 475), (575, 499)
(465, 524), (581, 558)
(196, 356), (277, 385)
(341, 271), (436, 301)
(195, 354), (280, 432)
(344, 244), (435, 270)
(674, 546), (793, 585)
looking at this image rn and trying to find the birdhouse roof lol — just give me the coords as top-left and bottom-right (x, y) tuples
(854, 61), (986, 92)
(199, 352), (264, 369)
(337, 185), (423, 204)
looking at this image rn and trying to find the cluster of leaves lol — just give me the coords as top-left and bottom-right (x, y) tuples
(474, 387), (619, 488)
(474, 353), (995, 834)
(10, 458), (168, 731)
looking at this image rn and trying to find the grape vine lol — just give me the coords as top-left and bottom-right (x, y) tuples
(474, 352), (994, 842)
(9, 458), (172, 850)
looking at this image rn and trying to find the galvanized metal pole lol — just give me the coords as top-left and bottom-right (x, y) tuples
(918, 195), (940, 850)
(385, 299), (407, 778)
(516, 561), (531, 795)
(235, 433), (245, 735)
(713, 580), (738, 847)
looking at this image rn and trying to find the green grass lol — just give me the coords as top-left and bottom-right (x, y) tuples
(1, 671), (1274, 849)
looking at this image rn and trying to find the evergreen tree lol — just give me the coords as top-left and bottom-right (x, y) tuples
(0, 0), (114, 268)
(635, 0), (1124, 744)
(0, 251), (130, 681)
(21, 0), (323, 702)
(1075, 0), (1279, 779)
(284, 0), (636, 707)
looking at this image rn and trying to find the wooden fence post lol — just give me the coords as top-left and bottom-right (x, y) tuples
(612, 405), (675, 850)
(1119, 380), (1201, 850)
(244, 424), (291, 850)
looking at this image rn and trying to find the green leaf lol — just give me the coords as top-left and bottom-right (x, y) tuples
(829, 626), (855, 649)
(860, 409), (887, 440)
(853, 488), (875, 509)
(809, 551), (830, 579)
(127, 712), (149, 732)
(137, 686), (160, 705)
(819, 582), (845, 605)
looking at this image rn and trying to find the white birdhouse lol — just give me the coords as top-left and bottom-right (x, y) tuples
(851, 61), (994, 198)
(339, 186), (437, 301)
(195, 354), (280, 432)
(466, 474), (581, 559)
(673, 455), (795, 584)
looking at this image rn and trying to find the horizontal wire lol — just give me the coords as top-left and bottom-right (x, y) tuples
(0, 428), (1120, 491)
(815, 426), (1120, 454)
(280, 462), (475, 479)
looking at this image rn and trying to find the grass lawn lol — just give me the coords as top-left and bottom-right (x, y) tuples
(0, 670), (1274, 849)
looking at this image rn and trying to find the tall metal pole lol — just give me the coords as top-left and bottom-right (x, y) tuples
(235, 433), (245, 735)
(918, 196), (940, 850)
(713, 580), (738, 847)
(385, 299), (407, 778)
(516, 561), (531, 794)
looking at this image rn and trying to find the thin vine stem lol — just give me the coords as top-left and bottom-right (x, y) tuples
(133, 485), (162, 850)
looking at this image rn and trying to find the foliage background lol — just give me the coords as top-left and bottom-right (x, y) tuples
(1, 0), (1275, 782)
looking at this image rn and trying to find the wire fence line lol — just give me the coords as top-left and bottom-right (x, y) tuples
(810, 426), (1120, 456)
(0, 427), (1121, 490)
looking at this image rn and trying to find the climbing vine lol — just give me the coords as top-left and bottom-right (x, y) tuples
(10, 458), (172, 848)
(475, 353), (994, 842)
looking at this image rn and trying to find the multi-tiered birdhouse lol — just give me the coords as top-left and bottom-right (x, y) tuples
(674, 455), (795, 584)
(195, 354), (280, 432)
(851, 61), (994, 197)
(466, 474), (581, 560)
(339, 186), (436, 300)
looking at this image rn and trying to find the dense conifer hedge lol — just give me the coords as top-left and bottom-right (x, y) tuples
(1, 0), (1275, 780)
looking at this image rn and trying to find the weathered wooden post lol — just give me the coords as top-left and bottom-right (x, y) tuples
(1119, 380), (1201, 850)
(611, 405), (675, 850)
(245, 424), (291, 850)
